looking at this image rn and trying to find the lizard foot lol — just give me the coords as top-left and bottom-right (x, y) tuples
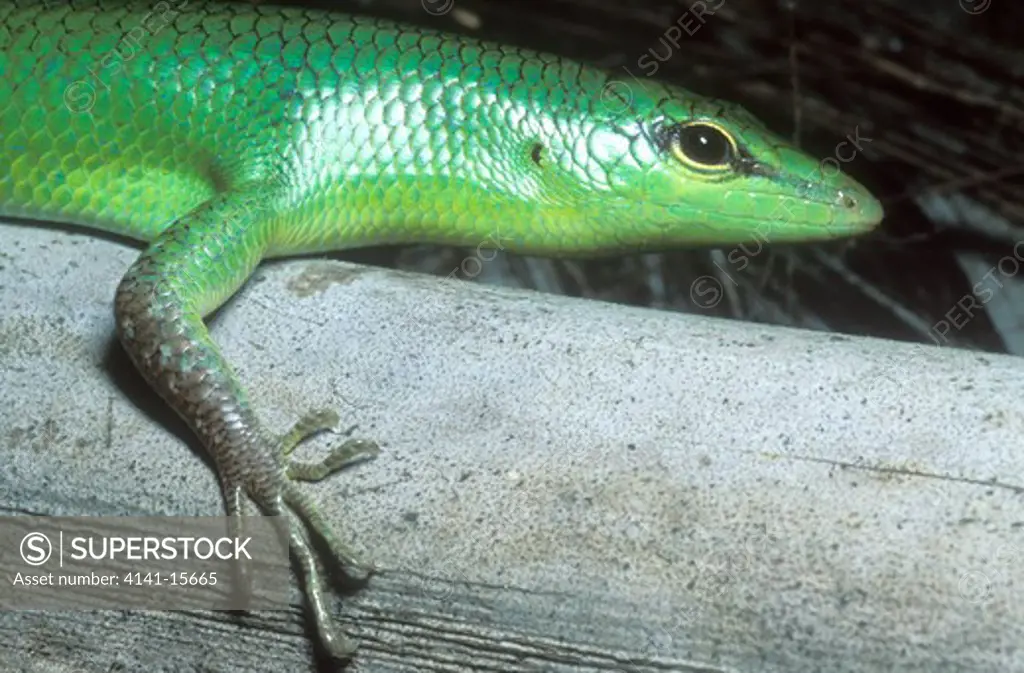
(276, 410), (380, 657)
(276, 408), (380, 575)
(229, 409), (381, 658)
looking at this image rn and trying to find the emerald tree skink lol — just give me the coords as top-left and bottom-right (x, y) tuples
(0, 0), (884, 658)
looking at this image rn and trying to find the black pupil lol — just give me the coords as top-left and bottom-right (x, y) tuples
(678, 124), (732, 165)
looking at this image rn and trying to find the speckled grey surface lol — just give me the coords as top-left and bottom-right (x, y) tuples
(1, 220), (1022, 672)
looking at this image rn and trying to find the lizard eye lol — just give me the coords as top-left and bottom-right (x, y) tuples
(669, 122), (738, 171)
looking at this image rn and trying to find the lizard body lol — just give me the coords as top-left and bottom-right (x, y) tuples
(0, 0), (883, 657)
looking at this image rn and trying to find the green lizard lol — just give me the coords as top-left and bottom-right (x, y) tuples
(0, 0), (884, 658)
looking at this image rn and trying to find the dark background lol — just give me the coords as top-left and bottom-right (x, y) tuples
(263, 0), (1024, 354)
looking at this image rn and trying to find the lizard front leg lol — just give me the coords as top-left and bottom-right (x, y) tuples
(113, 187), (377, 658)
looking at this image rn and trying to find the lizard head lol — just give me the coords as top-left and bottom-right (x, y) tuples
(512, 77), (884, 254)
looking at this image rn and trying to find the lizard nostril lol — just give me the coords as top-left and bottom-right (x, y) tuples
(839, 191), (858, 210)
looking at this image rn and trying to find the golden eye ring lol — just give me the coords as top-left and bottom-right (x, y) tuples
(669, 121), (738, 172)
